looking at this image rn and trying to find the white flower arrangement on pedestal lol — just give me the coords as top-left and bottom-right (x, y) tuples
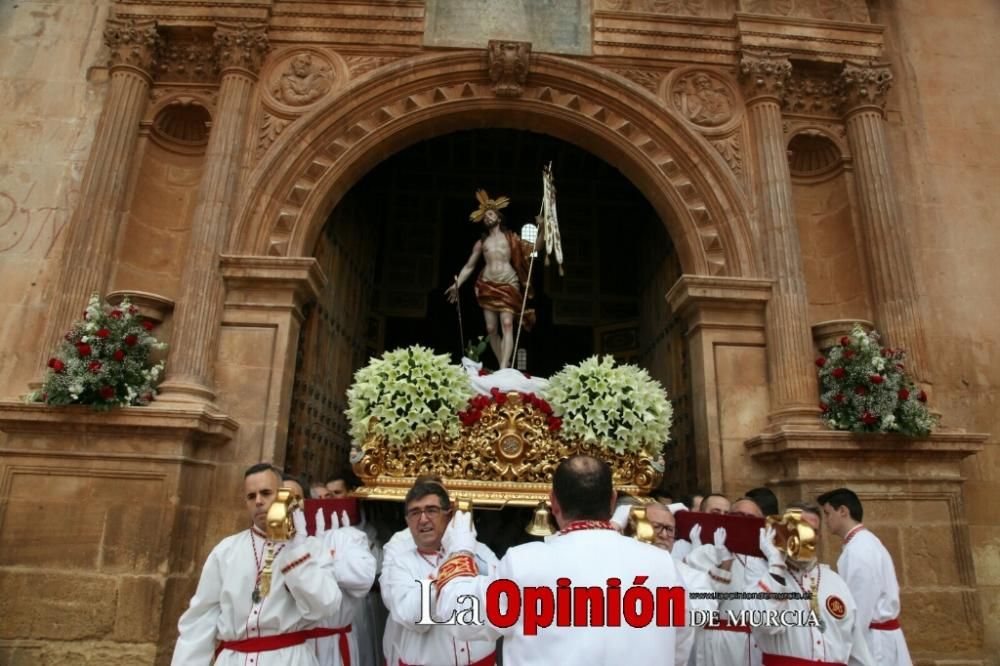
(346, 345), (473, 446)
(545, 355), (673, 455)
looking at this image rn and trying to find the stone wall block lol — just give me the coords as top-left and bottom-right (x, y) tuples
(113, 575), (163, 642)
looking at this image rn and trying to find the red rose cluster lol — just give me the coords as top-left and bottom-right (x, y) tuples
(457, 388), (562, 431)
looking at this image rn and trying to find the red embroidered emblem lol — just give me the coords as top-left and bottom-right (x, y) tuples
(826, 595), (846, 619)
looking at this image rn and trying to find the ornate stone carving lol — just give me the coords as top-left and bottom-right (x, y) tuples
(711, 135), (742, 175)
(157, 38), (215, 84)
(818, 0), (869, 23)
(837, 60), (893, 113)
(598, 0), (705, 12)
(272, 53), (333, 107)
(104, 17), (161, 74)
(214, 22), (269, 77)
(488, 40), (531, 97)
(784, 71), (839, 116)
(742, 0), (793, 15)
(345, 55), (399, 79)
(671, 71), (735, 127)
(352, 393), (660, 506)
(613, 68), (663, 94)
(258, 112), (292, 156)
(739, 50), (792, 102)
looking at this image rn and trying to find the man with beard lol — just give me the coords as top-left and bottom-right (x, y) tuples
(445, 190), (535, 369)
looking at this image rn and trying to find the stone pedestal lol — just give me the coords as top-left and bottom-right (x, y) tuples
(746, 429), (990, 665)
(0, 403), (237, 665)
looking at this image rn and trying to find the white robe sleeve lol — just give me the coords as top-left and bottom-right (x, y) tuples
(435, 552), (507, 643)
(839, 547), (876, 637)
(380, 552), (434, 634)
(171, 544), (225, 666)
(326, 526), (377, 598)
(740, 569), (797, 637)
(277, 537), (344, 622)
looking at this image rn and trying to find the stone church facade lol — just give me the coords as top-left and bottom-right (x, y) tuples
(0, 1), (996, 663)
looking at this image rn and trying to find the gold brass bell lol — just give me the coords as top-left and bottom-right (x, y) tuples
(765, 508), (817, 562)
(626, 505), (656, 545)
(266, 487), (302, 542)
(525, 500), (556, 537)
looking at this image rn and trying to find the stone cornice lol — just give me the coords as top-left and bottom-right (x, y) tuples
(0, 402), (238, 446)
(837, 60), (893, 116)
(104, 16), (161, 79)
(739, 49), (792, 103)
(221, 255), (327, 321)
(214, 22), (269, 78)
(746, 429), (988, 465)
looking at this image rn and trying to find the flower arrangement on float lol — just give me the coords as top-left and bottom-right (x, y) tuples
(346, 345), (472, 446)
(545, 355), (673, 455)
(28, 293), (166, 410)
(816, 323), (935, 437)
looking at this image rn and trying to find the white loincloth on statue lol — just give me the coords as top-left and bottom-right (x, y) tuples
(461, 357), (550, 395)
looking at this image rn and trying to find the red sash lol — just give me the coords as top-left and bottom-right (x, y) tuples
(311, 624), (353, 666)
(216, 628), (314, 656)
(705, 619), (751, 634)
(215, 625), (352, 661)
(762, 655), (846, 666)
(400, 651), (495, 666)
(869, 618), (901, 631)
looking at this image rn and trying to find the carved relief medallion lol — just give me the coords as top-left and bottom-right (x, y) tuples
(670, 70), (735, 127)
(488, 40), (531, 97)
(263, 47), (347, 113)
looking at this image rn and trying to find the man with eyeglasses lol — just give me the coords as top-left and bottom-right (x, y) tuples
(380, 480), (499, 666)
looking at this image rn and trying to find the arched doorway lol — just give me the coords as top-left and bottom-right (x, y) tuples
(228, 49), (761, 502)
(283, 128), (695, 497)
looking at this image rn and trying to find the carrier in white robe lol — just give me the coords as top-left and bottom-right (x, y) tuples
(313, 525), (378, 666)
(172, 527), (344, 666)
(837, 526), (912, 666)
(684, 544), (766, 666)
(381, 539), (498, 666)
(437, 525), (694, 666)
(745, 563), (875, 666)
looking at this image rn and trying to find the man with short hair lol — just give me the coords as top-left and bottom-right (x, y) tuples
(818, 488), (912, 666)
(745, 487), (779, 517)
(684, 496), (767, 666)
(436, 455), (694, 665)
(283, 472), (307, 501)
(700, 493), (731, 515)
(380, 480), (498, 666)
(172, 463), (346, 665)
(313, 483), (333, 499)
(327, 476), (350, 498)
(746, 502), (874, 666)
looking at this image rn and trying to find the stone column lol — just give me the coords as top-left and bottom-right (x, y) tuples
(157, 23), (269, 405)
(739, 50), (820, 428)
(37, 17), (160, 374)
(838, 61), (928, 380)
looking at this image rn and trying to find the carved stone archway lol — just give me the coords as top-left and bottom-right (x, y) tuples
(230, 51), (759, 279)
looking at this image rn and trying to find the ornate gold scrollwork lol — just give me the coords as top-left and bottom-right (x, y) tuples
(353, 392), (662, 507)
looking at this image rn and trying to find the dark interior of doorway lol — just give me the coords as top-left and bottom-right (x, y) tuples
(353, 128), (663, 376)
